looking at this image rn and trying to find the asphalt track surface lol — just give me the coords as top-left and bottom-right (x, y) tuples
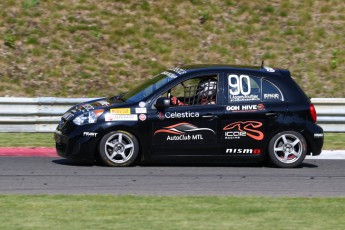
(1, 153), (345, 197)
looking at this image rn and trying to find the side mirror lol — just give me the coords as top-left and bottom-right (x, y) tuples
(155, 97), (170, 109)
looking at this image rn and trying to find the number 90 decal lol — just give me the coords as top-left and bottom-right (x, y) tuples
(229, 75), (251, 96)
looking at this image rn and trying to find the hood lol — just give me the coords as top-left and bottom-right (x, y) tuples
(61, 98), (113, 121)
(68, 98), (112, 114)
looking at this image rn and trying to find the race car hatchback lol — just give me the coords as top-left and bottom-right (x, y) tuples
(54, 65), (324, 168)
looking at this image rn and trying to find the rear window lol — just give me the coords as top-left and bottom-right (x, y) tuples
(262, 79), (284, 102)
(227, 74), (284, 103)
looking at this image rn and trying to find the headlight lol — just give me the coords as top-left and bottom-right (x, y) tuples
(73, 109), (104, 125)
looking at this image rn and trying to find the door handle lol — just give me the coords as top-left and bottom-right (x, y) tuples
(265, 112), (278, 117)
(202, 113), (218, 120)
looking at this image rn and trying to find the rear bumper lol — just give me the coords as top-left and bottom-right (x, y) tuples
(302, 122), (324, 156)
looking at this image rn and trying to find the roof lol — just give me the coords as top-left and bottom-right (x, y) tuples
(181, 64), (262, 70)
(178, 64), (285, 74)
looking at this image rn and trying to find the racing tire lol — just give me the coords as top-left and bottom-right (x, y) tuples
(99, 130), (139, 167)
(268, 131), (307, 168)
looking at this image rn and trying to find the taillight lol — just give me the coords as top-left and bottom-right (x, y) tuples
(309, 104), (317, 123)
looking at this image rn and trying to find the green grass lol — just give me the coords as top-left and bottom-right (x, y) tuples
(0, 195), (344, 229)
(0, 133), (54, 147)
(323, 133), (345, 150)
(0, 0), (345, 98)
(0, 133), (343, 150)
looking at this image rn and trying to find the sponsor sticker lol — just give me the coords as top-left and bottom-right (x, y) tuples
(154, 123), (215, 141)
(314, 133), (324, 138)
(223, 121), (264, 141)
(62, 112), (73, 120)
(169, 67), (187, 75)
(263, 66), (275, 72)
(257, 103), (265, 110)
(228, 75), (260, 102)
(264, 94), (280, 100)
(139, 101), (146, 108)
(139, 114), (146, 121)
(80, 104), (94, 111)
(135, 108), (147, 114)
(158, 112), (165, 120)
(83, 132), (98, 137)
(229, 94), (260, 102)
(226, 148), (261, 155)
(162, 71), (178, 79)
(226, 104), (265, 112)
(157, 111), (200, 120)
(96, 100), (110, 106)
(110, 108), (131, 115)
(105, 114), (138, 121)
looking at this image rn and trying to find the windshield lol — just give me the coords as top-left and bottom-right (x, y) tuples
(120, 73), (174, 102)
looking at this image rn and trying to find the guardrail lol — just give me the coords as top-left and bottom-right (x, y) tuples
(311, 98), (345, 132)
(0, 97), (344, 132)
(0, 97), (95, 132)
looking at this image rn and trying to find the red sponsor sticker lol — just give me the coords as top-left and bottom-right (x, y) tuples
(158, 112), (165, 120)
(139, 114), (146, 121)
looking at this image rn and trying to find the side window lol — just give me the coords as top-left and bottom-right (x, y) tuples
(262, 80), (284, 101)
(160, 74), (218, 107)
(228, 74), (261, 103)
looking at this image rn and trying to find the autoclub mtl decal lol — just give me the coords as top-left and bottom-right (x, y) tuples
(223, 121), (264, 141)
(154, 122), (215, 141)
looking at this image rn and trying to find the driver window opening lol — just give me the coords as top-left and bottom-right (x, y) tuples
(161, 74), (218, 107)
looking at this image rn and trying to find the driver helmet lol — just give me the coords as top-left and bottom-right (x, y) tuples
(196, 79), (217, 97)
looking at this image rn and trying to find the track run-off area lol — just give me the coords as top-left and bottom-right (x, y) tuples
(0, 148), (345, 197)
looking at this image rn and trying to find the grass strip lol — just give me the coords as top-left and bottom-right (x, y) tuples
(323, 133), (345, 150)
(0, 132), (344, 150)
(0, 195), (344, 230)
(0, 133), (55, 147)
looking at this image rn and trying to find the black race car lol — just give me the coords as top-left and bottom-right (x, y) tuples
(54, 65), (324, 168)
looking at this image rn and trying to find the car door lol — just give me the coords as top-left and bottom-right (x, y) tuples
(150, 73), (224, 156)
(220, 73), (287, 156)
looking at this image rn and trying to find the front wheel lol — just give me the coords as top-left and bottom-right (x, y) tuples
(99, 131), (139, 167)
(268, 131), (307, 168)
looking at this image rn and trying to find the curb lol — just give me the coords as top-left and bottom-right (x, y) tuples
(0, 147), (58, 157)
(306, 150), (345, 160)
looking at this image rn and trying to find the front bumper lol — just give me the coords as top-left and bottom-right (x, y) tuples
(54, 129), (99, 163)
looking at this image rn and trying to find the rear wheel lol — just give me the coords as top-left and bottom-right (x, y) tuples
(268, 131), (307, 168)
(99, 131), (139, 167)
